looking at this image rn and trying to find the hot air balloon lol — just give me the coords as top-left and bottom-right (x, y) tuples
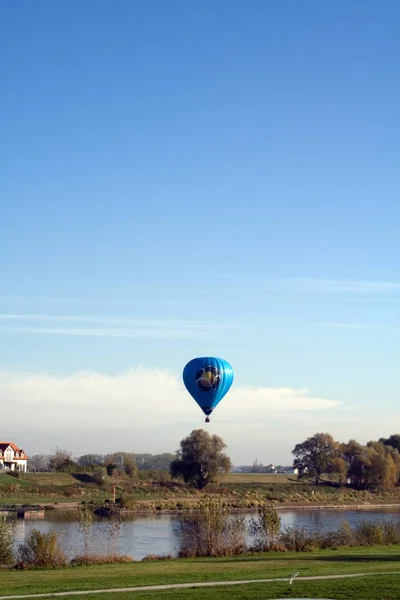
(182, 357), (234, 422)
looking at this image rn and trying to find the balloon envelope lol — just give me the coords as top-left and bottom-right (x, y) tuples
(182, 356), (234, 417)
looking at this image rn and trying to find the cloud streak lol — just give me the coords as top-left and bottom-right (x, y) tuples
(0, 314), (245, 329)
(311, 322), (381, 330)
(0, 296), (184, 305)
(222, 275), (400, 294)
(0, 314), (246, 339)
(285, 278), (400, 293)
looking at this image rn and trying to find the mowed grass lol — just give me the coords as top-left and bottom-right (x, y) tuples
(2, 547), (400, 596)
(222, 473), (298, 484)
(0, 474), (31, 488)
(24, 473), (80, 486)
(50, 574), (400, 600)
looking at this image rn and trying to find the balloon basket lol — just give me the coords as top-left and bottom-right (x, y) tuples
(205, 417), (210, 423)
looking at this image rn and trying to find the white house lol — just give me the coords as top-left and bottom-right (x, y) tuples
(0, 442), (29, 472)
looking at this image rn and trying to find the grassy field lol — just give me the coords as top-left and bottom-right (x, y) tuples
(3, 471), (400, 510)
(222, 473), (298, 484)
(35, 575), (400, 600)
(1, 547), (400, 598)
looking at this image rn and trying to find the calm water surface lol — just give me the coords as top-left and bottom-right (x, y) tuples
(11, 508), (400, 560)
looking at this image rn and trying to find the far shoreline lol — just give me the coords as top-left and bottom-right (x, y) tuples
(21, 500), (400, 514)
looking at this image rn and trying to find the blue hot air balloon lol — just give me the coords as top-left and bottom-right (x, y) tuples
(182, 357), (234, 423)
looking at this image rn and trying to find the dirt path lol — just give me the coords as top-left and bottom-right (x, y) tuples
(2, 571), (400, 599)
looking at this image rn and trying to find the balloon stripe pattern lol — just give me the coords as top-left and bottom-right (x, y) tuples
(182, 356), (234, 417)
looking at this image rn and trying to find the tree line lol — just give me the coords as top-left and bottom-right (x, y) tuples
(30, 450), (176, 474)
(292, 432), (400, 490)
(32, 430), (400, 493)
(29, 430), (231, 490)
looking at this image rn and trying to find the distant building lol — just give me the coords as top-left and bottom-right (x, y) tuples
(0, 442), (29, 472)
(283, 466), (299, 475)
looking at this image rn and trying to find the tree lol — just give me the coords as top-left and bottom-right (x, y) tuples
(379, 434), (400, 453)
(77, 454), (104, 467)
(292, 433), (338, 485)
(341, 440), (371, 489)
(341, 439), (400, 490)
(170, 429), (231, 490)
(30, 454), (50, 472)
(135, 453), (176, 470)
(0, 514), (14, 565)
(122, 455), (138, 479)
(48, 447), (75, 472)
(328, 456), (348, 486)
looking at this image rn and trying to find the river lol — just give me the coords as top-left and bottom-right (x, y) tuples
(10, 507), (400, 561)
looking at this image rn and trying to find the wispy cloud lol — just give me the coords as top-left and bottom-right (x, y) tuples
(0, 326), (215, 339)
(222, 275), (400, 294)
(0, 296), (184, 305)
(0, 314), (245, 329)
(0, 314), (246, 339)
(311, 322), (381, 330)
(285, 278), (400, 293)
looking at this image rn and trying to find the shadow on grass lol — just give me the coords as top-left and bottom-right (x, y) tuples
(71, 473), (94, 483)
(317, 554), (400, 562)
(192, 553), (400, 564)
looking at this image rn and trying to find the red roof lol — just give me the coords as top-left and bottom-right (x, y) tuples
(0, 442), (29, 459)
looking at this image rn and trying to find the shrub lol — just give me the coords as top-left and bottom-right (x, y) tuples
(71, 553), (133, 565)
(0, 514), (14, 565)
(18, 529), (67, 567)
(175, 498), (246, 557)
(249, 501), (281, 551)
(355, 521), (385, 546)
(77, 504), (93, 556)
(381, 519), (400, 545)
(91, 467), (107, 486)
(279, 525), (317, 552)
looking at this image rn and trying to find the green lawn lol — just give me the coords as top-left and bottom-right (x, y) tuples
(0, 474), (31, 488)
(222, 473), (298, 484)
(48, 574), (400, 600)
(1, 547), (400, 596)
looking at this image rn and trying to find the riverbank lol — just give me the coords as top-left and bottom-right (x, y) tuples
(4, 472), (400, 514)
(1, 546), (400, 598)
(4, 499), (400, 515)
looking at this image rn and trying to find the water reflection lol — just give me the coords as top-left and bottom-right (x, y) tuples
(10, 507), (400, 561)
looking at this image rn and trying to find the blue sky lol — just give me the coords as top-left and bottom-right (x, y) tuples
(1, 1), (400, 463)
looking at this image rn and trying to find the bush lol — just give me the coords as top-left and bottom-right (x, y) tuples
(355, 521), (385, 545)
(18, 529), (67, 567)
(279, 525), (317, 552)
(249, 501), (281, 551)
(381, 519), (400, 545)
(71, 553), (133, 565)
(175, 498), (246, 557)
(91, 467), (107, 486)
(0, 514), (14, 565)
(77, 504), (93, 556)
